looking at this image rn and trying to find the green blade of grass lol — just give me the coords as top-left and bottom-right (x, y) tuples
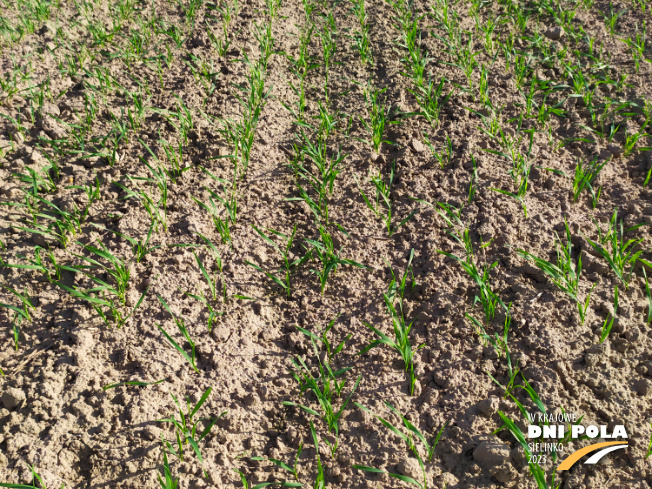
(157, 324), (199, 373)
(103, 379), (165, 390)
(282, 400), (321, 417)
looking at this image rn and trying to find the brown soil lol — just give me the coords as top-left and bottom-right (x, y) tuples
(1, 0), (652, 487)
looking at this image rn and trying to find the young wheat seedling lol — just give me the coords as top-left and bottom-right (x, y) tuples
(356, 161), (418, 236)
(438, 229), (506, 323)
(514, 220), (594, 324)
(423, 132), (453, 168)
(644, 269), (652, 325)
(251, 443), (303, 483)
(192, 171), (238, 246)
(182, 251), (225, 332)
(600, 285), (619, 343)
(158, 387), (225, 464)
(584, 209), (647, 289)
(0, 464), (64, 489)
(353, 402), (448, 489)
(467, 306), (515, 376)
(304, 225), (366, 294)
(359, 249), (422, 394)
(646, 422), (652, 460)
(157, 296), (200, 373)
(310, 421), (326, 489)
(410, 197), (463, 229)
(73, 242), (131, 304)
(1, 284), (35, 324)
(246, 224), (309, 299)
(356, 81), (390, 152)
(572, 156), (607, 208)
(319, 12), (338, 104)
(497, 411), (561, 489)
(349, 0), (372, 64)
(296, 315), (351, 367)
(1, 284), (35, 351)
(284, 322), (361, 455)
(5, 246), (62, 283)
(282, 24), (317, 124)
(158, 445), (179, 489)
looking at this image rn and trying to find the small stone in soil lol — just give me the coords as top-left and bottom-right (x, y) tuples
(1, 387), (26, 409)
(397, 458), (422, 480)
(473, 441), (511, 467)
(410, 138), (427, 153)
(544, 26), (564, 41)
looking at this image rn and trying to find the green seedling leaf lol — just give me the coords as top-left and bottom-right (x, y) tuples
(157, 323), (199, 373)
(281, 401), (320, 417)
(103, 379), (165, 390)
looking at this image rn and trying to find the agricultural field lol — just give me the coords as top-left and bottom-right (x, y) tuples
(0, 0), (651, 486)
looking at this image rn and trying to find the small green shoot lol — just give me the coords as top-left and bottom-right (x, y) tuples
(304, 226), (366, 294)
(467, 306), (515, 376)
(284, 350), (361, 455)
(157, 296), (200, 373)
(0, 464), (64, 489)
(246, 224), (309, 299)
(584, 209), (647, 288)
(252, 442), (303, 482)
(359, 249), (421, 394)
(356, 161), (418, 236)
(497, 411), (559, 489)
(296, 315), (351, 367)
(158, 445), (179, 489)
(157, 387), (225, 464)
(514, 220), (593, 324)
(572, 156), (606, 207)
(600, 285), (619, 343)
(1, 284), (35, 323)
(73, 242), (131, 305)
(644, 269), (652, 325)
(310, 421), (325, 489)
(438, 230), (505, 323)
(102, 379), (166, 391)
(353, 402), (448, 489)
(356, 82), (389, 151)
(423, 132), (453, 168)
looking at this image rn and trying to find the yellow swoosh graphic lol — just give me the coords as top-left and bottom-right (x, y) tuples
(556, 441), (628, 471)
